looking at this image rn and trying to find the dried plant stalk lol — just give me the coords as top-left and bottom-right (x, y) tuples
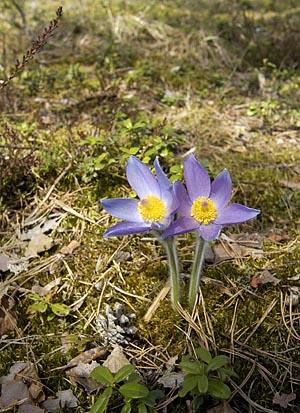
(0, 6), (63, 90)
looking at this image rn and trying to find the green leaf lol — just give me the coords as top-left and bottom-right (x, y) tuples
(208, 379), (231, 400)
(119, 383), (149, 399)
(28, 302), (48, 313)
(197, 375), (208, 394)
(91, 366), (114, 386)
(193, 396), (204, 411)
(142, 389), (164, 407)
(90, 387), (112, 413)
(120, 403), (131, 413)
(123, 119), (133, 129)
(178, 374), (198, 397)
(195, 347), (212, 364)
(219, 367), (238, 379)
(50, 303), (70, 316)
(180, 360), (204, 375)
(129, 147), (140, 155)
(137, 403), (147, 413)
(115, 365), (135, 383)
(207, 355), (229, 372)
(127, 372), (141, 383)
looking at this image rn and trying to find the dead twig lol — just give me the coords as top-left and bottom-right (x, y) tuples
(0, 6), (63, 90)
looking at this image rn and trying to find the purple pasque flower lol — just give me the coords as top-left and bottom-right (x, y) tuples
(163, 154), (260, 241)
(102, 156), (178, 237)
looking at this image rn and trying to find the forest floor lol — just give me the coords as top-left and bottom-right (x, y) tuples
(0, 1), (299, 412)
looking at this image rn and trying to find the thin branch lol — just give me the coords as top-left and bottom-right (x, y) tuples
(0, 6), (63, 90)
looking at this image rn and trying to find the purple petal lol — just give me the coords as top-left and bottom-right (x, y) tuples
(161, 186), (179, 215)
(103, 221), (151, 238)
(163, 216), (199, 238)
(210, 169), (232, 209)
(174, 181), (191, 216)
(215, 203), (260, 225)
(199, 223), (222, 241)
(101, 198), (143, 222)
(184, 155), (211, 201)
(154, 157), (171, 191)
(126, 156), (160, 199)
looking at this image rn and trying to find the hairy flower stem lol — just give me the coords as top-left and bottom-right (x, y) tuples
(160, 236), (180, 309)
(189, 237), (206, 310)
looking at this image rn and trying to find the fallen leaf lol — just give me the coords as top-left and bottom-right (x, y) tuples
(103, 346), (130, 373)
(32, 278), (61, 297)
(7, 260), (29, 275)
(285, 287), (300, 307)
(165, 355), (178, 372)
(66, 346), (108, 369)
(21, 216), (62, 241)
(251, 270), (280, 288)
(18, 402), (44, 413)
(207, 402), (234, 413)
(0, 296), (17, 337)
(0, 255), (10, 272)
(113, 251), (131, 263)
(267, 232), (290, 242)
(67, 361), (102, 393)
(273, 392), (296, 408)
(24, 234), (54, 257)
(213, 244), (232, 263)
(0, 362), (45, 405)
(157, 372), (184, 388)
(42, 389), (78, 412)
(280, 177), (300, 191)
(204, 244), (215, 263)
(0, 381), (29, 408)
(202, 277), (232, 296)
(60, 240), (80, 255)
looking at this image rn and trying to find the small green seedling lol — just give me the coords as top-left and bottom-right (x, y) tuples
(28, 293), (70, 320)
(90, 364), (163, 413)
(178, 347), (237, 411)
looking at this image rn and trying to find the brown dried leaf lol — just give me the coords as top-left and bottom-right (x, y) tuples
(0, 296), (17, 337)
(267, 232), (290, 242)
(207, 402), (234, 413)
(102, 346), (130, 373)
(202, 277), (232, 296)
(0, 362), (44, 405)
(67, 361), (102, 393)
(157, 372), (184, 388)
(273, 392), (296, 408)
(60, 240), (80, 255)
(280, 177), (300, 191)
(66, 346), (108, 369)
(32, 278), (61, 297)
(18, 402), (44, 413)
(24, 234), (54, 257)
(113, 251), (131, 263)
(0, 255), (10, 272)
(0, 381), (29, 408)
(42, 389), (78, 412)
(21, 216), (61, 241)
(251, 270), (280, 288)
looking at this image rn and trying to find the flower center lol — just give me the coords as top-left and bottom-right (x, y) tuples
(191, 196), (217, 225)
(138, 195), (167, 222)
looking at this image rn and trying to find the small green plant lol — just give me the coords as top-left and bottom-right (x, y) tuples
(28, 293), (70, 320)
(90, 364), (163, 413)
(178, 347), (237, 411)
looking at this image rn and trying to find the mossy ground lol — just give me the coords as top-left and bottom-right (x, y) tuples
(0, 1), (299, 412)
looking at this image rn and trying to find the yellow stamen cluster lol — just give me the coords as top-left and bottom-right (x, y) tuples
(138, 195), (167, 222)
(191, 196), (217, 225)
